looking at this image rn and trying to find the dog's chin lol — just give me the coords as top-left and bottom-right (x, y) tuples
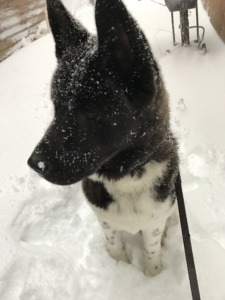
(36, 169), (96, 186)
(41, 175), (79, 186)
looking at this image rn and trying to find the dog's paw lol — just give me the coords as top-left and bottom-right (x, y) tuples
(106, 246), (129, 263)
(144, 260), (162, 277)
(113, 252), (129, 264)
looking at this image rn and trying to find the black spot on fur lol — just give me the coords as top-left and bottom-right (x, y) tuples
(153, 169), (177, 202)
(130, 167), (145, 178)
(102, 221), (111, 229)
(152, 229), (161, 237)
(82, 178), (114, 209)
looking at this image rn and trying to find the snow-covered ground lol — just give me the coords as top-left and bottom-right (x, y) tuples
(0, 0), (225, 299)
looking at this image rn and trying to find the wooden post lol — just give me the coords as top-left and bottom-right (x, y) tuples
(180, 10), (190, 46)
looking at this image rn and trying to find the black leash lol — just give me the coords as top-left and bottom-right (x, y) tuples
(175, 171), (201, 300)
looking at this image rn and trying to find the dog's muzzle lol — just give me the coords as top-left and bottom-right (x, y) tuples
(27, 153), (50, 176)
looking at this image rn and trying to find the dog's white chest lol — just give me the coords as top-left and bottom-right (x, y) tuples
(88, 160), (174, 234)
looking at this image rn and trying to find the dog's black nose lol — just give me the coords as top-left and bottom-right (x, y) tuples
(27, 154), (49, 174)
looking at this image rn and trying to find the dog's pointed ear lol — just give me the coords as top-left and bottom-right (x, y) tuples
(95, 0), (159, 105)
(46, 0), (89, 59)
(95, 0), (134, 73)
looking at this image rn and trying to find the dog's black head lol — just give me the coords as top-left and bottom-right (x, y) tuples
(28, 0), (161, 185)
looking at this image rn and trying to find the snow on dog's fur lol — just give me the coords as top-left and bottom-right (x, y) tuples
(28, 0), (179, 276)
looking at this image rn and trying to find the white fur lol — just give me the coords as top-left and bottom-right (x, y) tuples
(87, 160), (176, 276)
(89, 160), (174, 234)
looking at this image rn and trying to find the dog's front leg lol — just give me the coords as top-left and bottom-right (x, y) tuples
(142, 220), (166, 277)
(101, 221), (128, 263)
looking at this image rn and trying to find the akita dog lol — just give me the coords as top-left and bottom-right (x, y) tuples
(28, 0), (179, 276)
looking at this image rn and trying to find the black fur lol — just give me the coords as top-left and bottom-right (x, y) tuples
(47, 0), (89, 59)
(151, 139), (178, 202)
(82, 179), (114, 209)
(28, 0), (178, 205)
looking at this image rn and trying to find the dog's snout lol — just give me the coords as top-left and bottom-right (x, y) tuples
(27, 154), (49, 175)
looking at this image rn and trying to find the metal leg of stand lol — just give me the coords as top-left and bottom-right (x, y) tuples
(171, 12), (176, 45)
(196, 1), (200, 42)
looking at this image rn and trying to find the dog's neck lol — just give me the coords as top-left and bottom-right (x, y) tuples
(96, 130), (172, 181)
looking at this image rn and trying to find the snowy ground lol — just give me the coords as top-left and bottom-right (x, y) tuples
(0, 0), (225, 299)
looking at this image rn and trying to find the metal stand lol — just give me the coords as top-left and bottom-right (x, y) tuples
(196, 1), (199, 42)
(180, 9), (190, 46)
(166, 0), (206, 52)
(171, 12), (176, 45)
